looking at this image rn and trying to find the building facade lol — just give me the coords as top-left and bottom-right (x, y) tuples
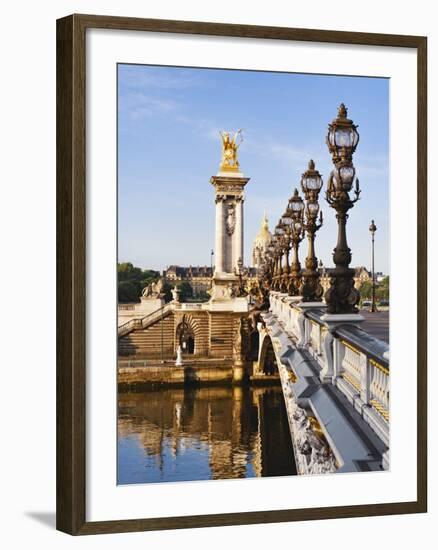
(318, 262), (373, 293)
(163, 265), (213, 298)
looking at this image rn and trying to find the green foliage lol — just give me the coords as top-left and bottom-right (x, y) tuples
(162, 282), (173, 303)
(196, 290), (211, 302)
(177, 281), (193, 302)
(359, 276), (389, 304)
(118, 281), (140, 303)
(117, 263), (213, 304)
(359, 281), (372, 301)
(376, 276), (389, 301)
(117, 263), (160, 303)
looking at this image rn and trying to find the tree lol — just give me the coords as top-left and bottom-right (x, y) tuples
(197, 290), (211, 302)
(359, 281), (372, 301)
(177, 281), (193, 302)
(117, 263), (160, 303)
(376, 276), (389, 301)
(358, 275), (389, 305)
(118, 281), (140, 303)
(162, 282), (173, 303)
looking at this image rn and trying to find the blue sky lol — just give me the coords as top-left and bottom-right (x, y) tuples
(118, 64), (389, 274)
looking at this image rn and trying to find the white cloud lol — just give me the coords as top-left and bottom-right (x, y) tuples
(268, 143), (311, 164)
(119, 66), (200, 91)
(120, 91), (178, 120)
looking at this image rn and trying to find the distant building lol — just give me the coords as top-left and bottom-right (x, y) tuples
(252, 213), (273, 270)
(163, 265), (212, 297)
(318, 261), (372, 293)
(354, 266), (372, 287)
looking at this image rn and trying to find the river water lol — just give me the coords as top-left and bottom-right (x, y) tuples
(118, 384), (297, 484)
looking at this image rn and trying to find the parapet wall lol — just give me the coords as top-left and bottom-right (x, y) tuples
(262, 291), (390, 475)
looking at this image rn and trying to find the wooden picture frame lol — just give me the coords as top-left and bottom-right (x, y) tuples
(56, 13), (427, 535)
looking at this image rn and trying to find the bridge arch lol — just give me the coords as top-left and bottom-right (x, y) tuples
(258, 332), (279, 375)
(175, 314), (204, 355)
(249, 330), (260, 361)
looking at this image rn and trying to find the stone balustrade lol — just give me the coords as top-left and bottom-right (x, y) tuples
(118, 303), (174, 337)
(268, 291), (390, 447)
(118, 303), (136, 311)
(117, 301), (216, 337)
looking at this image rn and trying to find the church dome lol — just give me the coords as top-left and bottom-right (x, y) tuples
(252, 213), (272, 268)
(253, 213), (272, 248)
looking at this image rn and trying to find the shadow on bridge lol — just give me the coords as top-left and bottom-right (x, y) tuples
(258, 334), (279, 376)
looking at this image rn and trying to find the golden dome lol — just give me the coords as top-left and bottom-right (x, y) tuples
(253, 213), (272, 249)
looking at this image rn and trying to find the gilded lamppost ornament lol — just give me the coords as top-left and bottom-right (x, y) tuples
(219, 129), (243, 171)
(287, 189), (305, 296)
(325, 104), (361, 314)
(300, 160), (324, 302)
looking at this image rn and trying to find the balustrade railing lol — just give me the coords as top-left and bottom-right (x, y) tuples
(341, 341), (362, 392)
(267, 292), (390, 445)
(118, 303), (136, 311)
(181, 302), (203, 310)
(118, 303), (174, 336)
(309, 321), (322, 356)
(369, 359), (390, 422)
(118, 301), (208, 337)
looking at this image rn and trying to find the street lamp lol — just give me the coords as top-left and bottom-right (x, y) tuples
(263, 243), (276, 289)
(287, 188), (305, 296)
(274, 222), (285, 291)
(280, 211), (293, 292)
(369, 219), (378, 312)
(269, 235), (278, 289)
(326, 103), (359, 164)
(300, 160), (324, 302)
(324, 104), (362, 314)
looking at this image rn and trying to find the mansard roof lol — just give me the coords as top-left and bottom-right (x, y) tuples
(164, 265), (213, 278)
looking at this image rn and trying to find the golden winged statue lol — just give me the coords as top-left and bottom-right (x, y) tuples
(219, 129), (243, 171)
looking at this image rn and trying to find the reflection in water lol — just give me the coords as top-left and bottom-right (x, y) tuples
(118, 385), (297, 484)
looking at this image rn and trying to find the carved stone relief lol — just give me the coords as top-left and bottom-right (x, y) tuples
(225, 203), (236, 236)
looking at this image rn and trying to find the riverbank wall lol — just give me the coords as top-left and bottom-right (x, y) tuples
(118, 359), (279, 390)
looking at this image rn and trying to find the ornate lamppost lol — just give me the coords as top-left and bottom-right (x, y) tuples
(234, 257), (250, 297)
(300, 160), (324, 302)
(369, 219), (378, 312)
(280, 218), (291, 292)
(269, 235), (279, 290)
(274, 222), (286, 291)
(265, 243), (274, 279)
(287, 189), (305, 296)
(324, 103), (361, 314)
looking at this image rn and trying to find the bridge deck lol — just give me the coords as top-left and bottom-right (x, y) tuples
(359, 309), (389, 343)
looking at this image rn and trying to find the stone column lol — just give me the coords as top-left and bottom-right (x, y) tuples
(215, 196), (224, 274)
(234, 197), (244, 270)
